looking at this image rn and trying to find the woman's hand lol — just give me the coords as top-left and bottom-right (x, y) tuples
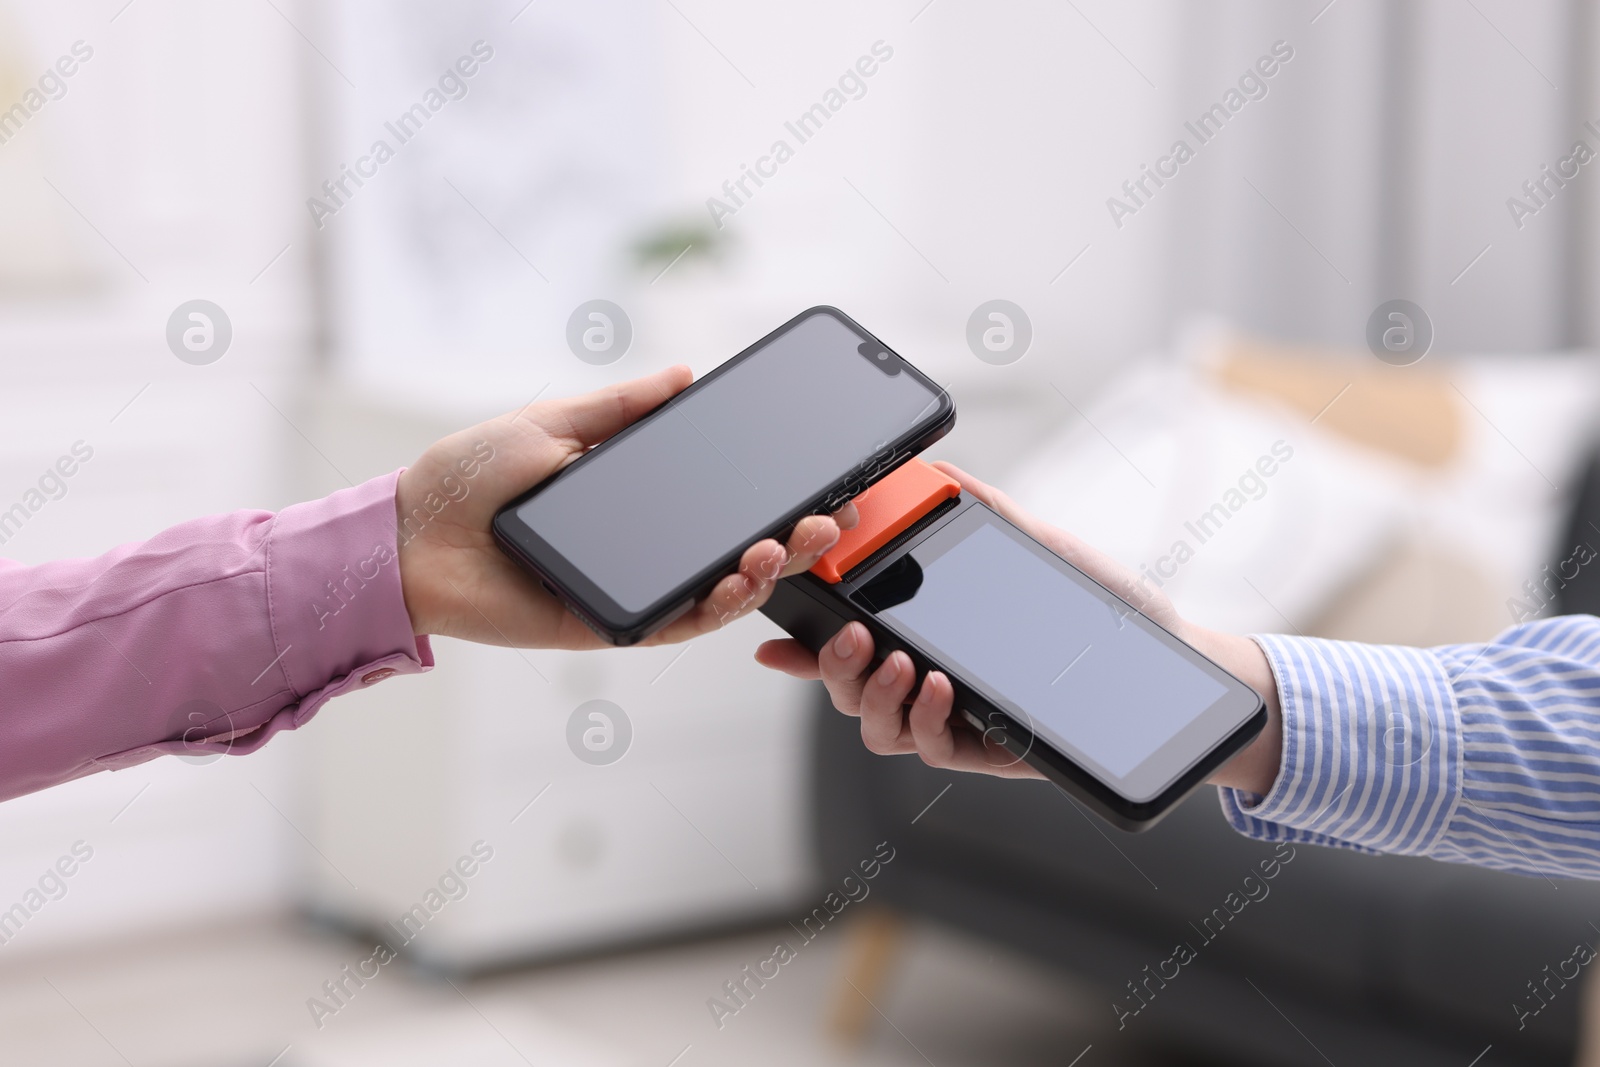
(754, 461), (1282, 793)
(395, 365), (856, 650)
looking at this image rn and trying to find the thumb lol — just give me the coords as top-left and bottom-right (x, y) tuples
(929, 460), (1131, 590)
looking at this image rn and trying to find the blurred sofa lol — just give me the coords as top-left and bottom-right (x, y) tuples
(811, 699), (1600, 1064)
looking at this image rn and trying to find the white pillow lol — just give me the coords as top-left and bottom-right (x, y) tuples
(1410, 353), (1600, 595)
(1003, 359), (1410, 634)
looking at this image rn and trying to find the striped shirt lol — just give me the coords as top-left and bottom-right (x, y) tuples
(1219, 615), (1600, 880)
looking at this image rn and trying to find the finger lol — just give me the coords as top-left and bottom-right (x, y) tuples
(832, 500), (860, 531)
(929, 460), (1129, 589)
(818, 622), (874, 715)
(643, 515), (839, 645)
(754, 639), (821, 679)
(716, 537), (789, 619)
(905, 671), (958, 767)
(943, 730), (1047, 779)
(534, 365), (694, 452)
(650, 538), (787, 643)
(857, 651), (917, 755)
(928, 461), (1034, 531)
(930, 459), (1083, 554)
(780, 515), (841, 577)
(647, 518), (839, 645)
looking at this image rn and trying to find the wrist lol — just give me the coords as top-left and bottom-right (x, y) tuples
(394, 470), (434, 637)
(397, 542), (429, 637)
(1185, 626), (1283, 795)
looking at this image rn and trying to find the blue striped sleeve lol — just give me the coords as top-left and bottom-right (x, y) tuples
(1218, 616), (1600, 880)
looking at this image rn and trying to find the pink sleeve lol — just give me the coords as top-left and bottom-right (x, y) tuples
(0, 471), (432, 802)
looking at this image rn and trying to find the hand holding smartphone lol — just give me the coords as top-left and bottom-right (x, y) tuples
(493, 307), (954, 645)
(395, 362), (863, 650)
(757, 460), (1269, 831)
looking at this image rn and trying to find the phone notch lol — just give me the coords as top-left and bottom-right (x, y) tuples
(857, 340), (903, 376)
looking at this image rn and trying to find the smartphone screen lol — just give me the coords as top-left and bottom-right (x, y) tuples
(858, 505), (1259, 803)
(501, 308), (950, 638)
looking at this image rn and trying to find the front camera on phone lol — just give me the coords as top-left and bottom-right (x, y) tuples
(858, 341), (902, 376)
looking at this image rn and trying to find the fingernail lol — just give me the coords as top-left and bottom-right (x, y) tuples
(876, 654), (901, 687)
(833, 626), (856, 659)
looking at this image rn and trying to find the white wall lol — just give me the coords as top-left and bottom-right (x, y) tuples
(324, 0), (671, 404)
(0, 0), (315, 952)
(1164, 0), (1587, 353)
(647, 1), (1183, 401)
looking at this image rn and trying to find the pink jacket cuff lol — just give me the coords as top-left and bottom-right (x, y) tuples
(0, 471), (431, 800)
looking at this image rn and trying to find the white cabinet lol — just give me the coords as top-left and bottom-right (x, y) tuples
(298, 394), (818, 969)
(304, 631), (817, 968)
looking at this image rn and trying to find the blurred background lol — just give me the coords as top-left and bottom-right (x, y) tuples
(2, 0), (1600, 1064)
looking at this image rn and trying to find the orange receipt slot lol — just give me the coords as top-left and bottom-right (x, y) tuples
(809, 460), (961, 584)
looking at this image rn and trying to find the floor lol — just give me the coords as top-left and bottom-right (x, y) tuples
(0, 910), (1206, 1066)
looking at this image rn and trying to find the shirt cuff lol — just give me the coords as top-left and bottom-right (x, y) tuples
(264, 468), (431, 698)
(1217, 634), (1463, 857)
(129, 470), (431, 765)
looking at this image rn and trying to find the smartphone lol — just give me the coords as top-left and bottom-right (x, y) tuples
(493, 307), (954, 645)
(760, 461), (1266, 830)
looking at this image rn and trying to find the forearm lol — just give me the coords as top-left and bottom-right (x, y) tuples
(1213, 615), (1600, 880)
(0, 472), (429, 802)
